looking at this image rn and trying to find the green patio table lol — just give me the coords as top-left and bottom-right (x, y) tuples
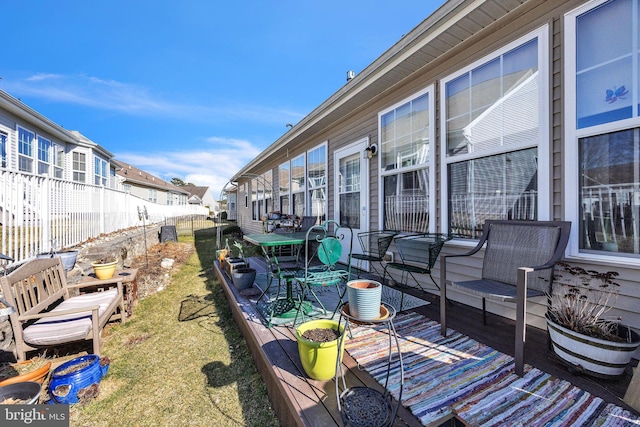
(243, 232), (311, 321)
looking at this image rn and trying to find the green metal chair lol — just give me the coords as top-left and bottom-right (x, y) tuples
(256, 249), (302, 327)
(352, 230), (398, 279)
(293, 220), (353, 326)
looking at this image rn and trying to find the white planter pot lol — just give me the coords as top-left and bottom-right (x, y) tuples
(546, 315), (640, 378)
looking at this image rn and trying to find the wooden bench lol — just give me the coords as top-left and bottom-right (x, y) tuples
(440, 220), (571, 376)
(0, 257), (126, 361)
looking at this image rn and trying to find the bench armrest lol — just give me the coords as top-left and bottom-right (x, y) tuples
(68, 278), (123, 289)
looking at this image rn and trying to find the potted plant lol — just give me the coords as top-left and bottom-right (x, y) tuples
(346, 279), (382, 321)
(546, 262), (640, 378)
(295, 319), (345, 380)
(223, 239), (246, 277)
(91, 255), (118, 280)
(230, 241), (256, 290)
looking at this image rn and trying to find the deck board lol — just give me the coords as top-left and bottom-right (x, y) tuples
(215, 257), (638, 426)
(215, 259), (418, 426)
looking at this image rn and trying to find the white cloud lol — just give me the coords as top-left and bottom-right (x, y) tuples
(5, 73), (305, 124)
(116, 137), (262, 199)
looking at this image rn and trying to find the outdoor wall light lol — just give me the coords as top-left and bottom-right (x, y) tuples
(364, 143), (378, 159)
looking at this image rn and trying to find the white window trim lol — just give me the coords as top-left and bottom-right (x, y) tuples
(72, 150), (88, 183)
(439, 26), (550, 239)
(306, 141), (328, 219)
(0, 129), (8, 169)
(251, 172), (274, 221)
(564, 0), (639, 265)
(377, 85), (436, 232)
(291, 153), (306, 217)
(17, 125), (35, 173)
(279, 160), (290, 214)
(94, 156), (107, 186)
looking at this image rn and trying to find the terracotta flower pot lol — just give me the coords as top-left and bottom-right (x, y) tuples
(0, 360), (52, 386)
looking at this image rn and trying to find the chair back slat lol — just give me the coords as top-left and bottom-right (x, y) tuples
(358, 231), (397, 258)
(0, 258), (68, 316)
(482, 223), (561, 291)
(395, 233), (449, 269)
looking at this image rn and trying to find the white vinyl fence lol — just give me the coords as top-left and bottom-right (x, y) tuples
(1, 170), (208, 263)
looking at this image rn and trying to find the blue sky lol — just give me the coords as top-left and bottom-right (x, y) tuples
(2, 1), (442, 199)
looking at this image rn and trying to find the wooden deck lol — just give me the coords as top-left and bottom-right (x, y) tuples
(214, 258), (638, 426)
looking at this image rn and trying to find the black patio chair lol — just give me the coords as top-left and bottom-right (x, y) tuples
(296, 216), (317, 232)
(352, 230), (398, 279)
(383, 233), (452, 291)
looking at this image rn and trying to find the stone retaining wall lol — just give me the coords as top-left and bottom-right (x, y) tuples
(67, 225), (162, 284)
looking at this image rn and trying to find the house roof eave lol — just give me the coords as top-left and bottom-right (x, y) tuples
(0, 89), (77, 143)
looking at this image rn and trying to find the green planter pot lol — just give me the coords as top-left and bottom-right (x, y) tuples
(296, 319), (345, 381)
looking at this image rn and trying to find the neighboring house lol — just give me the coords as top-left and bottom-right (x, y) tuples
(0, 89), (116, 188)
(228, 0), (640, 334)
(114, 160), (189, 206)
(0, 89), (207, 261)
(182, 184), (217, 213)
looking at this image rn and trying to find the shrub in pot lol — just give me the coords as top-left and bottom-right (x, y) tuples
(546, 262), (640, 378)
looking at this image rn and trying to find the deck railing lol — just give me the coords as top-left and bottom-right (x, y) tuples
(0, 169), (208, 263)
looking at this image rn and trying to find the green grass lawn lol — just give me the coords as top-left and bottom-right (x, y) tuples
(71, 228), (279, 427)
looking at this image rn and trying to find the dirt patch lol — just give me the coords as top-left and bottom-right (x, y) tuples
(131, 241), (194, 299)
(301, 328), (340, 342)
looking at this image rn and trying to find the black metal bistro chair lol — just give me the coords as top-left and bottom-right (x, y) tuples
(384, 233), (451, 291)
(351, 230), (398, 279)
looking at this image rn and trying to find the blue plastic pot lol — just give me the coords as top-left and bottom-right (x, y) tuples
(48, 355), (107, 404)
